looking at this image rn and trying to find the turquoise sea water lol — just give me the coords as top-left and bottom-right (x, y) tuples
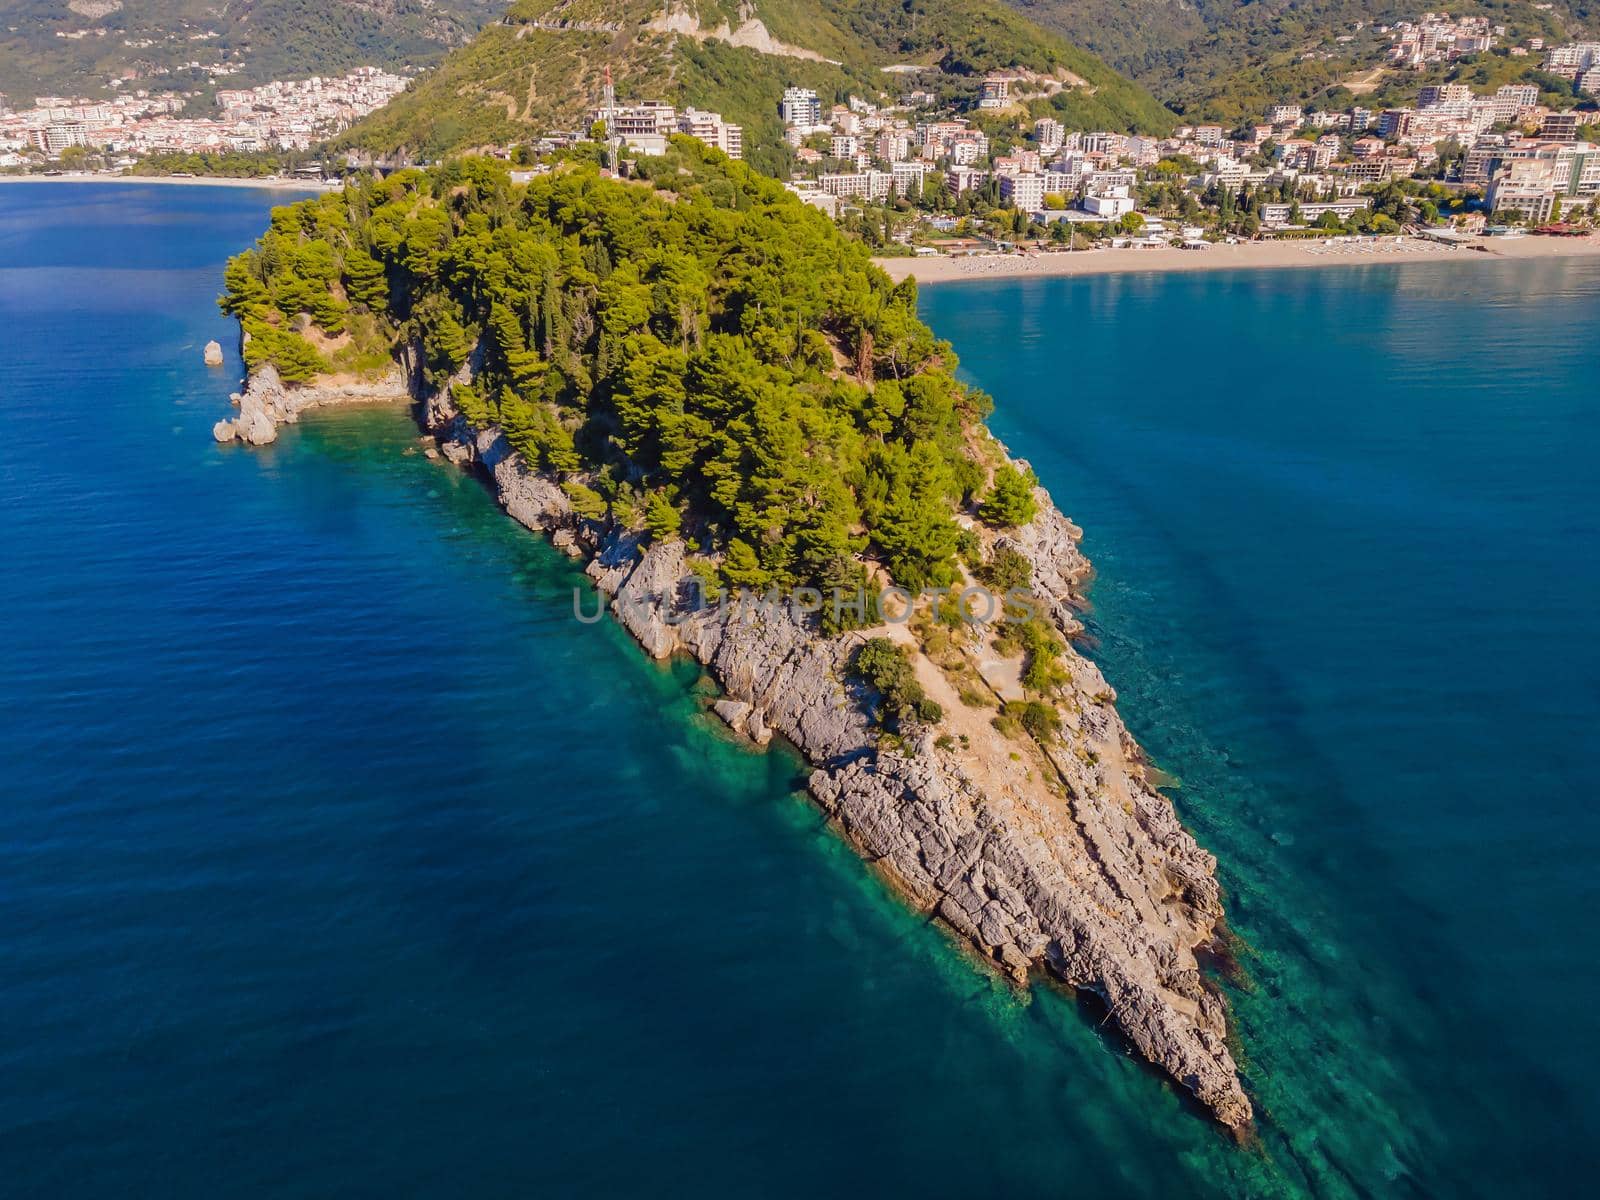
(1, 186), (1595, 1197)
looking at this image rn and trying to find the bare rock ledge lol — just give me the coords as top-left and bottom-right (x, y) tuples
(219, 355), (1254, 1130)
(212, 363), (411, 445)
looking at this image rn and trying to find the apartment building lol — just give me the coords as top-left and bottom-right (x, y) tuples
(998, 172), (1045, 212)
(780, 87), (822, 128)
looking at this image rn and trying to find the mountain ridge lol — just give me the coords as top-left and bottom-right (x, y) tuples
(333, 0), (1176, 168)
(1003, 0), (1597, 121)
(0, 0), (505, 102)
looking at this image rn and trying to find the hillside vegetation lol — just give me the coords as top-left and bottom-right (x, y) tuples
(220, 142), (1052, 603)
(0, 0), (503, 102)
(335, 0), (1174, 167)
(1005, 0), (1596, 121)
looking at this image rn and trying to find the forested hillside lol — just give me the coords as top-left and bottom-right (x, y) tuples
(1004, 0), (1596, 120)
(0, 0), (503, 101)
(219, 141), (1048, 605)
(334, 0), (1175, 168)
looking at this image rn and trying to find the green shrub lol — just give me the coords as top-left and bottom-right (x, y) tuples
(853, 637), (942, 729)
(562, 481), (607, 521)
(979, 544), (1032, 593)
(1004, 700), (1062, 743)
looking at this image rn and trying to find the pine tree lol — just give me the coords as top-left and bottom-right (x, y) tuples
(219, 253), (270, 317)
(644, 491), (682, 541)
(342, 250), (389, 313)
(979, 465), (1038, 529)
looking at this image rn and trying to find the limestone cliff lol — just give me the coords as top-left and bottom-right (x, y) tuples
(220, 361), (1254, 1130)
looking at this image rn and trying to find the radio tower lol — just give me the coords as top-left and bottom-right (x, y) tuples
(602, 65), (620, 173)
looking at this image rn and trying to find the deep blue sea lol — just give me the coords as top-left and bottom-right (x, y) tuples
(1, 185), (1596, 1198)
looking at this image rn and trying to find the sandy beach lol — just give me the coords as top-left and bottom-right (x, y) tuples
(877, 232), (1600, 284)
(0, 172), (337, 193)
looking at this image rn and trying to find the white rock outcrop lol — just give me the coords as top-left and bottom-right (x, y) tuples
(211, 363), (410, 445)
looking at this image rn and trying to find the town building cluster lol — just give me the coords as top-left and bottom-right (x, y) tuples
(1387, 13), (1498, 68)
(588, 100), (742, 160)
(0, 68), (407, 166)
(1542, 41), (1600, 95)
(769, 60), (1598, 244)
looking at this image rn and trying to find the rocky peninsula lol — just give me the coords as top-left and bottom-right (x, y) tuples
(213, 150), (1255, 1130)
(216, 350), (1254, 1130)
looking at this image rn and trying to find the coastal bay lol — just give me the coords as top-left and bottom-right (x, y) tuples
(4, 182), (1598, 1198)
(0, 173), (338, 193)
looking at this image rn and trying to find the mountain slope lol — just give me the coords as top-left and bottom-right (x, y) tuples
(1004, 0), (1593, 121)
(0, 0), (505, 102)
(335, 0), (1175, 167)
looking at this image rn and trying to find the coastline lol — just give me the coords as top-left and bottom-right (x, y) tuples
(0, 172), (338, 193)
(876, 231), (1600, 284)
(215, 355), (1256, 1130)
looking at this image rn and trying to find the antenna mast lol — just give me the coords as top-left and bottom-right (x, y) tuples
(602, 65), (620, 171)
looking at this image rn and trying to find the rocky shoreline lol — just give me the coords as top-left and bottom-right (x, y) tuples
(212, 364), (412, 445)
(217, 355), (1254, 1130)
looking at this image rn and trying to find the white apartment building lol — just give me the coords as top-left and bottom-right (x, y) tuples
(890, 160), (927, 194)
(1492, 84), (1540, 123)
(784, 185), (839, 218)
(949, 139), (985, 166)
(875, 130), (910, 161)
(1418, 83), (1472, 109)
(945, 166), (990, 194)
(1085, 168), (1137, 193)
(978, 75), (1013, 109)
(1542, 42), (1600, 72)
(607, 102), (677, 138)
(1203, 158), (1250, 186)
(818, 170), (895, 201)
(1258, 197), (1373, 226)
(678, 108), (742, 159)
(1487, 162), (1559, 221)
(30, 121), (89, 153)
(781, 87), (822, 128)
(1080, 131), (1125, 155)
(1125, 136), (1162, 166)
(1082, 191), (1135, 218)
(999, 172), (1045, 212)
(1496, 140), (1600, 196)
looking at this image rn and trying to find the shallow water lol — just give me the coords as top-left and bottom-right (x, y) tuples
(1, 184), (1595, 1196)
(924, 261), (1600, 1194)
